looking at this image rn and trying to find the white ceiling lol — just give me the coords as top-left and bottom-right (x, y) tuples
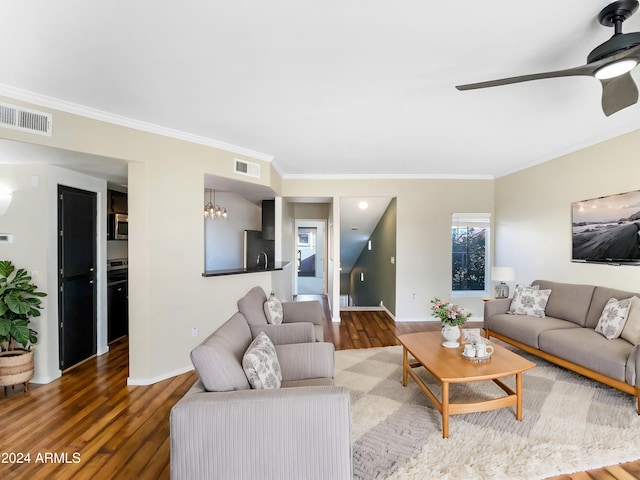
(2, 1), (640, 180)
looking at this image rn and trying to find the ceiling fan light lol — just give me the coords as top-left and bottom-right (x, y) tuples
(594, 58), (638, 79)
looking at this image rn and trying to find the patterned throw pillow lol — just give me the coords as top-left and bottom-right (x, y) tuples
(596, 297), (631, 340)
(263, 294), (283, 325)
(508, 284), (539, 314)
(242, 332), (282, 389)
(621, 296), (640, 345)
(508, 286), (551, 318)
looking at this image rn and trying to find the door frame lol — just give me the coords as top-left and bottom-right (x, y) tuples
(293, 219), (327, 296)
(58, 185), (98, 371)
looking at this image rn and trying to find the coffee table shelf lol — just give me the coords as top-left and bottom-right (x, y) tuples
(398, 331), (536, 438)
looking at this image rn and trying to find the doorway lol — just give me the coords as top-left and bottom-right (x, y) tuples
(339, 197), (396, 313)
(296, 221), (325, 295)
(58, 185), (97, 371)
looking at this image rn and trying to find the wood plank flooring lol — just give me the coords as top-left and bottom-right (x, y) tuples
(0, 296), (637, 479)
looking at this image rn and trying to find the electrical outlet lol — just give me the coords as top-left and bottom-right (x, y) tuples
(191, 327), (199, 337)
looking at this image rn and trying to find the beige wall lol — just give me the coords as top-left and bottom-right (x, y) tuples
(0, 95), (278, 385)
(495, 129), (640, 291)
(281, 178), (495, 321)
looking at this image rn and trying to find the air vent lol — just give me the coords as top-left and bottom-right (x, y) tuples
(234, 158), (260, 178)
(0, 102), (52, 136)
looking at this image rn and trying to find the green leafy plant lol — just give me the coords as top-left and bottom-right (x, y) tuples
(0, 260), (46, 351)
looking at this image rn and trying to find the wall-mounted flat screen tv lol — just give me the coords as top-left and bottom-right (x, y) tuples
(571, 190), (640, 265)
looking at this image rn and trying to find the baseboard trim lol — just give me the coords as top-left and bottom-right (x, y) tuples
(127, 365), (194, 386)
(31, 373), (62, 385)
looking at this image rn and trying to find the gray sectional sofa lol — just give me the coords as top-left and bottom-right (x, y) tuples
(484, 279), (640, 413)
(170, 287), (352, 480)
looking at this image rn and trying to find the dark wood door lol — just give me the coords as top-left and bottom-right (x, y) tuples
(58, 185), (97, 370)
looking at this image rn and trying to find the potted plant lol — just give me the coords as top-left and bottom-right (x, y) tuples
(0, 260), (46, 393)
(430, 297), (472, 348)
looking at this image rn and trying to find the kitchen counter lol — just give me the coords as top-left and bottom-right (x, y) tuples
(202, 261), (291, 277)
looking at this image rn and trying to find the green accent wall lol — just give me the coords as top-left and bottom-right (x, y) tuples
(349, 198), (397, 314)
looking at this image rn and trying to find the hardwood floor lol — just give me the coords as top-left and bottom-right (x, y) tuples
(0, 297), (637, 479)
(0, 339), (197, 480)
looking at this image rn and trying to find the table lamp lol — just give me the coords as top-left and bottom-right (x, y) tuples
(492, 266), (516, 298)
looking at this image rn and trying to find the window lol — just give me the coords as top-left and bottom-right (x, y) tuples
(451, 214), (490, 292)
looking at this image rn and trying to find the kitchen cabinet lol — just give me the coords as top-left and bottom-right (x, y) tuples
(107, 281), (128, 342)
(261, 199), (275, 241)
(108, 190), (128, 214)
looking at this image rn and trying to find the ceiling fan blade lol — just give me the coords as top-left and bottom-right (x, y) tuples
(455, 64), (597, 91)
(455, 45), (640, 91)
(600, 72), (639, 116)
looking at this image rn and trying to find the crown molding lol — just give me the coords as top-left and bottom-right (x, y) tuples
(0, 84), (274, 163)
(282, 172), (495, 180)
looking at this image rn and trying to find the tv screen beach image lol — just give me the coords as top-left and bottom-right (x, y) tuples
(572, 190), (640, 263)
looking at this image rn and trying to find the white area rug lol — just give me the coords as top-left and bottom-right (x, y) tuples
(334, 345), (640, 480)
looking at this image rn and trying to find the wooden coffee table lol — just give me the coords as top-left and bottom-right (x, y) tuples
(398, 331), (535, 438)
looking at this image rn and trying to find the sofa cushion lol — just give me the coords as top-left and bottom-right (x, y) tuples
(275, 342), (335, 381)
(508, 286), (551, 318)
(190, 312), (252, 392)
(485, 314), (579, 349)
(595, 297), (631, 340)
(264, 294), (284, 325)
(538, 328), (634, 382)
(242, 332), (282, 389)
(621, 296), (640, 345)
(238, 286), (269, 326)
(586, 286), (640, 329)
(532, 280), (595, 326)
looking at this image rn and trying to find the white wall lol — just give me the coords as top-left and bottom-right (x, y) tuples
(272, 197), (295, 301)
(495, 129), (640, 292)
(204, 190), (261, 271)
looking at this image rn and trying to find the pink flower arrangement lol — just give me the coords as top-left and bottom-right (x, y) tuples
(430, 298), (472, 326)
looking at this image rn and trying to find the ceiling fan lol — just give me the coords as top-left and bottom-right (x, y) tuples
(456, 0), (640, 116)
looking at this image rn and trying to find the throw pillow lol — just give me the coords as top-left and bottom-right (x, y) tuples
(508, 286), (550, 318)
(596, 297), (632, 340)
(621, 296), (640, 345)
(263, 294), (283, 325)
(242, 332), (282, 389)
(508, 284), (539, 314)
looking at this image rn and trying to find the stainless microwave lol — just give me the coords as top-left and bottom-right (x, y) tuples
(108, 213), (128, 240)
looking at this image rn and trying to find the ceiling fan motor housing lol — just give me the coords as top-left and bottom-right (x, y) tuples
(588, 0), (640, 62)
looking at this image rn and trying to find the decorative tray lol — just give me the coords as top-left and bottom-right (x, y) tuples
(461, 351), (492, 363)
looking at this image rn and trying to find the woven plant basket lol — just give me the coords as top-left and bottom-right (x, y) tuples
(0, 349), (34, 387)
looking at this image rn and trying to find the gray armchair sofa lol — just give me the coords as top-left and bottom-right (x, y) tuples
(485, 279), (640, 413)
(170, 293), (352, 480)
(238, 286), (325, 342)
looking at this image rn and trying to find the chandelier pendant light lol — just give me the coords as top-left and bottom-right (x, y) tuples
(204, 189), (228, 220)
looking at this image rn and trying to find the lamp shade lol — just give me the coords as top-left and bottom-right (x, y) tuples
(491, 266), (516, 282)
